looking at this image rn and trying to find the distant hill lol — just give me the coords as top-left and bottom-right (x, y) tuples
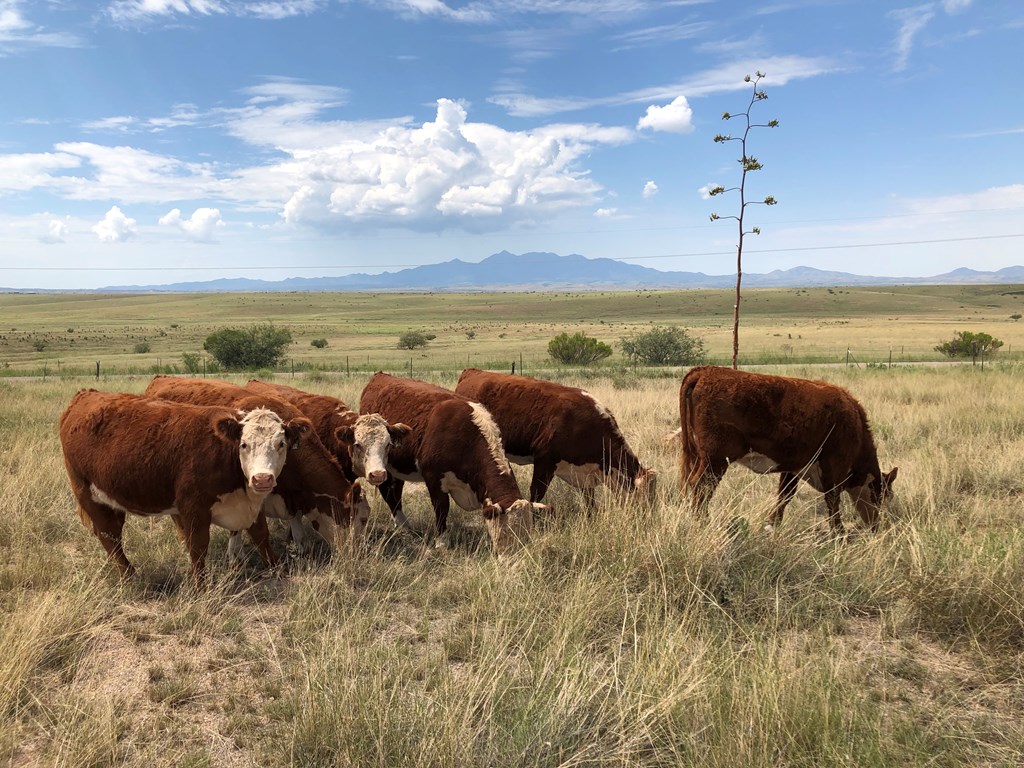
(6, 251), (1024, 292)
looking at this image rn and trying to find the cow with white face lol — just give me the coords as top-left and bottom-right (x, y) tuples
(245, 380), (411, 533)
(59, 389), (308, 583)
(359, 372), (542, 554)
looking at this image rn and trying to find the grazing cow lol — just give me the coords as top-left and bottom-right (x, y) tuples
(358, 372), (540, 553)
(454, 368), (657, 509)
(245, 379), (411, 489)
(144, 376), (362, 555)
(678, 366), (898, 533)
(59, 389), (308, 581)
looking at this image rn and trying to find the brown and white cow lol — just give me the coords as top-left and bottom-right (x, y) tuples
(245, 379), (411, 490)
(144, 376), (362, 556)
(454, 368), (657, 510)
(359, 372), (540, 553)
(678, 366), (898, 533)
(60, 389), (309, 582)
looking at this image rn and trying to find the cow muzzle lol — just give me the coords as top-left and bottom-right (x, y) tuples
(250, 473), (277, 493)
(367, 469), (388, 486)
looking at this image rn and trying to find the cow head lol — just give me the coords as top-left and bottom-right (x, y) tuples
(850, 467), (899, 530)
(216, 407), (302, 495)
(606, 466), (658, 507)
(335, 414), (412, 486)
(482, 499), (540, 555)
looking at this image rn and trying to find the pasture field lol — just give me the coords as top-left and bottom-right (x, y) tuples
(2, 283), (1024, 376)
(1, 364), (1023, 767)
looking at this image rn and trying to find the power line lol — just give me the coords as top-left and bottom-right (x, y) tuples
(4, 232), (1023, 272)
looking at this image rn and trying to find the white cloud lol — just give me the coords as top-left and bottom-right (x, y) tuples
(942, 0), (971, 12)
(491, 55), (838, 117)
(890, 5), (936, 72)
(1, 87), (633, 234)
(642, 180), (658, 199)
(594, 207), (617, 217)
(39, 218), (67, 244)
(697, 183), (718, 200)
(159, 207), (224, 241)
(900, 184), (1024, 215)
(0, 0), (82, 51)
(637, 95), (694, 133)
(92, 206), (137, 242)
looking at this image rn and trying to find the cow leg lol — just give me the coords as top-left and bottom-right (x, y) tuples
(226, 531), (246, 566)
(379, 477), (410, 529)
(79, 501), (135, 578)
(246, 511), (279, 570)
(529, 460), (557, 504)
(824, 487), (846, 536)
(425, 477), (451, 549)
(682, 454), (723, 517)
(581, 486), (597, 515)
(175, 513), (212, 586)
(769, 472), (800, 528)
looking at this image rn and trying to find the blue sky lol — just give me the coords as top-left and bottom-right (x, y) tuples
(1, 0), (1022, 289)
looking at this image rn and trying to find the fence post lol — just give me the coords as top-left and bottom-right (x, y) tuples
(346, 355), (350, 376)
(845, 348), (850, 367)
(888, 349), (892, 369)
(95, 361), (100, 380)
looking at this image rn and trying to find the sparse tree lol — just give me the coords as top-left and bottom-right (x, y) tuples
(620, 326), (706, 366)
(398, 330), (430, 350)
(133, 342), (151, 354)
(934, 331), (1003, 362)
(548, 331), (612, 366)
(204, 324), (293, 370)
(709, 71), (779, 369)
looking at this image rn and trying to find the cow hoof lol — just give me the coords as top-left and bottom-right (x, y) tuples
(762, 523), (775, 534)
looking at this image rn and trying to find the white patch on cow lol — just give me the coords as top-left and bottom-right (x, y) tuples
(261, 494), (290, 522)
(554, 461), (605, 489)
(469, 402), (512, 475)
(390, 465), (424, 483)
(210, 487), (265, 532)
(89, 484), (176, 516)
(441, 471), (480, 510)
(227, 531), (246, 565)
(580, 390), (624, 439)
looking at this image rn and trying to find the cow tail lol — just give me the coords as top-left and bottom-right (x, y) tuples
(679, 373), (700, 490)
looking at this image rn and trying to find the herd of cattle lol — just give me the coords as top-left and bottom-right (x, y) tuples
(58, 366), (897, 583)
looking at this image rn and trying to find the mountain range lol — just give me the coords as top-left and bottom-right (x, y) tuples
(9, 251), (1024, 292)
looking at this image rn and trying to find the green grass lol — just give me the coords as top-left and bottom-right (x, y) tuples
(2, 284), (1023, 375)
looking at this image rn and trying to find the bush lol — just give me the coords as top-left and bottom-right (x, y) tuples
(934, 331), (1003, 359)
(398, 331), (430, 350)
(133, 342), (151, 354)
(203, 324), (293, 370)
(619, 325), (706, 366)
(547, 332), (612, 365)
(311, 338), (329, 349)
(181, 352), (202, 374)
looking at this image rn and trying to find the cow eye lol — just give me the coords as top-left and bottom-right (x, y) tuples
(240, 442), (249, 451)
(277, 440), (286, 450)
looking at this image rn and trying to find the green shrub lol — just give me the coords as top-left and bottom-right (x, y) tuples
(311, 338), (329, 349)
(619, 325), (706, 366)
(547, 332), (612, 365)
(398, 331), (429, 350)
(934, 331), (1003, 358)
(133, 342), (151, 354)
(203, 324), (293, 370)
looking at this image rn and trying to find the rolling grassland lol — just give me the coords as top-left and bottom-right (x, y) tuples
(2, 284), (1024, 375)
(0, 363), (1022, 766)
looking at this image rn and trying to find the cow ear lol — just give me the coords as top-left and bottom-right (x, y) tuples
(214, 415), (243, 444)
(884, 467), (899, 488)
(388, 422), (413, 444)
(335, 424), (356, 445)
(285, 417), (313, 450)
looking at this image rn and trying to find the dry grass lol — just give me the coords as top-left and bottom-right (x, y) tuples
(1, 364), (1023, 766)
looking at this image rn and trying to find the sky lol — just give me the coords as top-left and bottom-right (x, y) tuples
(1, 0), (1022, 290)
